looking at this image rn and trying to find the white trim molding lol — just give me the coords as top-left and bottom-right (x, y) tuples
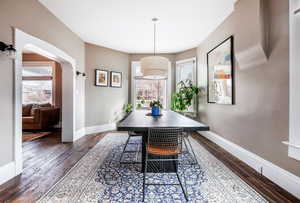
(283, 141), (300, 162)
(288, 0), (300, 161)
(282, 141), (300, 149)
(85, 123), (117, 135)
(74, 128), (86, 141)
(199, 131), (300, 199)
(0, 162), (16, 185)
(14, 28), (77, 175)
(0, 123), (115, 186)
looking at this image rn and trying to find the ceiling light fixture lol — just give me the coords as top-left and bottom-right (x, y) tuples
(140, 18), (169, 80)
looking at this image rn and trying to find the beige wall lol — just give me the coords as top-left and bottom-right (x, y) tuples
(85, 43), (130, 127)
(175, 48), (197, 62)
(0, 0), (85, 167)
(197, 0), (300, 176)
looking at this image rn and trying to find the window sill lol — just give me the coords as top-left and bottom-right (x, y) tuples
(282, 141), (300, 161)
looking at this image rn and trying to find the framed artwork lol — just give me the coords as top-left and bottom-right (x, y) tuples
(207, 36), (234, 105)
(95, 69), (109, 87)
(110, 71), (122, 88)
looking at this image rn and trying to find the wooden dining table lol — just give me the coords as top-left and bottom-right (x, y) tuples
(117, 110), (210, 171)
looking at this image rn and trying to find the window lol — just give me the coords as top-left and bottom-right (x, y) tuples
(132, 62), (169, 109)
(23, 80), (53, 104)
(176, 58), (197, 90)
(286, 0), (300, 161)
(136, 79), (167, 109)
(176, 57), (197, 112)
(22, 62), (54, 104)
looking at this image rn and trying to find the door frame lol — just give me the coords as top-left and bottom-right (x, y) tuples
(14, 28), (76, 175)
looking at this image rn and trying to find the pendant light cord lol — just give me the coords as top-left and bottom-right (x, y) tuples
(152, 18), (158, 56)
(154, 20), (156, 56)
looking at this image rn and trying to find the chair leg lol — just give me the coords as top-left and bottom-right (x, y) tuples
(142, 155), (148, 202)
(185, 134), (199, 166)
(119, 135), (130, 162)
(183, 136), (189, 153)
(176, 171), (188, 201)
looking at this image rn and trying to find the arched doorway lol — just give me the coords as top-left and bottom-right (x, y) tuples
(14, 29), (76, 175)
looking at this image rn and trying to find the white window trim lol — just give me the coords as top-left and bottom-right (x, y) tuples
(131, 61), (172, 110)
(175, 57), (197, 113)
(176, 57), (197, 87)
(284, 0), (300, 161)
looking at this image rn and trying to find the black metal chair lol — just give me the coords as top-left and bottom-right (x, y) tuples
(143, 128), (188, 202)
(119, 131), (142, 164)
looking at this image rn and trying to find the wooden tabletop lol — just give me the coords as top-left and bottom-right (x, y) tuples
(117, 110), (209, 132)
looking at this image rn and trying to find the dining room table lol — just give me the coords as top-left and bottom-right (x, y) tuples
(117, 110), (210, 172)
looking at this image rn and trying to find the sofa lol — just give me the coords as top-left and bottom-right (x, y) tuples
(22, 103), (60, 130)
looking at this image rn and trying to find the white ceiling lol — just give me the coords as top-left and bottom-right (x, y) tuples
(39, 0), (236, 53)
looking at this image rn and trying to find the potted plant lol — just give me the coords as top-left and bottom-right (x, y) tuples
(123, 103), (133, 114)
(137, 99), (145, 109)
(150, 100), (162, 116)
(171, 79), (202, 114)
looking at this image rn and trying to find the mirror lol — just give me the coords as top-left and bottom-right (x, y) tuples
(207, 36), (234, 105)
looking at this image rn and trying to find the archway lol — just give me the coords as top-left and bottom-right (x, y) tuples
(14, 29), (76, 175)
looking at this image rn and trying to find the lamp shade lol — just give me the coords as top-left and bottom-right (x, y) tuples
(140, 56), (169, 79)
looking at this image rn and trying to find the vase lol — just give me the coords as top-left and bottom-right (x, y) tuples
(151, 106), (160, 116)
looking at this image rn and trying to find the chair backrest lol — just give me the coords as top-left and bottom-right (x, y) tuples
(148, 128), (183, 152)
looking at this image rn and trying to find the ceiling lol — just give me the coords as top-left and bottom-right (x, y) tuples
(39, 0), (236, 53)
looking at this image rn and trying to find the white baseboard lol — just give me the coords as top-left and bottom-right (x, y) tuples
(85, 123), (116, 135)
(74, 123), (116, 141)
(74, 128), (86, 141)
(0, 123), (116, 186)
(198, 131), (300, 199)
(0, 162), (16, 185)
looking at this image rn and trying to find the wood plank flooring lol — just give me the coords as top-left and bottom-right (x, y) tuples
(0, 131), (105, 203)
(0, 131), (298, 202)
(193, 133), (300, 203)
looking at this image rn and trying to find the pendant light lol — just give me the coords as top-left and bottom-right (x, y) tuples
(140, 18), (169, 79)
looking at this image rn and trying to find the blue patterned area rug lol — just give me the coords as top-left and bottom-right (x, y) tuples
(38, 133), (268, 203)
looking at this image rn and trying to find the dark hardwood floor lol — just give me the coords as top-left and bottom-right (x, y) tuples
(193, 133), (300, 203)
(0, 131), (105, 203)
(0, 131), (298, 202)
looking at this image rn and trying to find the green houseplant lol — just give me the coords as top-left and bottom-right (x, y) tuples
(149, 100), (163, 108)
(137, 99), (145, 109)
(123, 103), (133, 114)
(171, 79), (201, 112)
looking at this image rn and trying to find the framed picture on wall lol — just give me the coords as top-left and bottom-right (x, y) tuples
(110, 71), (122, 88)
(207, 36), (234, 105)
(95, 69), (109, 87)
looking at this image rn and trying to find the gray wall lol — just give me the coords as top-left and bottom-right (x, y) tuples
(85, 43), (130, 127)
(197, 0), (300, 176)
(0, 0), (85, 167)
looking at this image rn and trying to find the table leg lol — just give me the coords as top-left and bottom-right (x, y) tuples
(141, 132), (147, 172)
